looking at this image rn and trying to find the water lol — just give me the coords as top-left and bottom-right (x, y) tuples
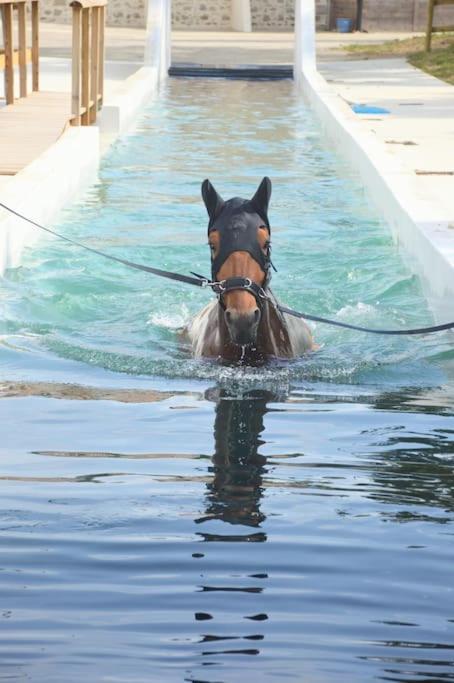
(1, 79), (454, 683)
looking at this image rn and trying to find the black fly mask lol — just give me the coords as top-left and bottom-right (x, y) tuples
(202, 177), (273, 287)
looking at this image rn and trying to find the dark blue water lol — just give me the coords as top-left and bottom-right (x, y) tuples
(1, 79), (454, 683)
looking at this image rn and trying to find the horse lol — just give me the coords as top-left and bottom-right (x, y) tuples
(184, 177), (316, 362)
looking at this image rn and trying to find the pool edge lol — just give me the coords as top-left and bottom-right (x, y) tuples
(299, 65), (454, 325)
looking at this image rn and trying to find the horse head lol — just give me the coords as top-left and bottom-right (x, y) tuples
(202, 177), (272, 347)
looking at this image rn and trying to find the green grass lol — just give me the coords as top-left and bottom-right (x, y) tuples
(344, 34), (454, 85)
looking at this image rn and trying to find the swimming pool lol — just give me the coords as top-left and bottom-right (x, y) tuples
(1, 78), (454, 683)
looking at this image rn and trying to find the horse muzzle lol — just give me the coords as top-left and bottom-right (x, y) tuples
(224, 307), (261, 346)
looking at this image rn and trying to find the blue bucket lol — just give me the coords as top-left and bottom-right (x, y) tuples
(336, 18), (353, 33)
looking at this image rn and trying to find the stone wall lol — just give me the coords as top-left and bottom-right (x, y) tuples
(329, 0), (454, 31)
(171, 0), (232, 29)
(39, 0), (147, 27)
(250, 0), (330, 30)
(170, 0), (331, 30)
(362, 0), (454, 31)
(39, 0), (72, 24)
(37, 0), (332, 31)
(39, 0), (454, 32)
(250, 0), (294, 29)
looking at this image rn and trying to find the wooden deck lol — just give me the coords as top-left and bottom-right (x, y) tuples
(0, 91), (72, 175)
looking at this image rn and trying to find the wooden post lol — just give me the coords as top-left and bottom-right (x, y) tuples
(80, 7), (90, 124)
(426, 0), (435, 51)
(89, 5), (99, 122)
(0, 0), (40, 99)
(31, 0), (39, 91)
(71, 3), (82, 124)
(425, 0), (454, 51)
(2, 2), (14, 104)
(70, 0), (107, 125)
(99, 3), (105, 106)
(18, 1), (27, 97)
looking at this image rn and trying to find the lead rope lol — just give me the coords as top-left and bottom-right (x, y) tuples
(0, 202), (207, 289)
(1, 201), (453, 336)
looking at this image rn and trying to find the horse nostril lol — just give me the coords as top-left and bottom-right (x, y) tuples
(253, 308), (260, 322)
(225, 310), (232, 324)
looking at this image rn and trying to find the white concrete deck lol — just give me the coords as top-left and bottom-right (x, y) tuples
(319, 58), (454, 223)
(170, 30), (423, 65)
(300, 56), (454, 320)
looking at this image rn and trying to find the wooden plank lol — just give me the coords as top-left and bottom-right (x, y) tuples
(89, 5), (99, 123)
(0, 92), (72, 175)
(2, 3), (14, 104)
(99, 3), (105, 106)
(71, 4), (82, 125)
(17, 1), (27, 97)
(434, 0), (454, 6)
(81, 7), (90, 125)
(31, 0), (39, 91)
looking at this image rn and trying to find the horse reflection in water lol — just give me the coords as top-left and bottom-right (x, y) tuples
(196, 389), (270, 532)
(193, 389), (271, 658)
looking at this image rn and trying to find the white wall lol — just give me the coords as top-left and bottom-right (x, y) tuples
(0, 128), (99, 276)
(294, 0), (316, 79)
(145, 0), (172, 81)
(231, 0), (252, 32)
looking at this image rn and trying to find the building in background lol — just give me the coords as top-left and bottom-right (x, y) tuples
(37, 0), (454, 32)
(172, 0), (331, 30)
(171, 0), (454, 32)
(330, 0), (454, 31)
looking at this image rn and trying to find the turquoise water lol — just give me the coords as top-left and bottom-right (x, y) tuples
(1, 79), (454, 682)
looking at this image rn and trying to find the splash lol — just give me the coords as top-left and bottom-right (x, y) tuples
(147, 304), (191, 329)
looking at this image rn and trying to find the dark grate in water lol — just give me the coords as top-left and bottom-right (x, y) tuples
(168, 63), (293, 79)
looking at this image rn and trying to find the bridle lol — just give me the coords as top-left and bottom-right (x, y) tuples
(206, 196), (274, 312)
(210, 276), (269, 310)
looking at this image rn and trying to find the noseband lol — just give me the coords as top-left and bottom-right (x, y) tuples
(211, 276), (268, 310)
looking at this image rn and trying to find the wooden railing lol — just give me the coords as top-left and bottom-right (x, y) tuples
(426, 0), (454, 51)
(70, 0), (106, 125)
(0, 0), (39, 104)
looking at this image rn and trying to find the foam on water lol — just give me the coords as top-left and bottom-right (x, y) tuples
(148, 304), (191, 329)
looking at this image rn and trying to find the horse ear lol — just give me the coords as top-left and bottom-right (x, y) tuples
(251, 177), (272, 217)
(201, 179), (225, 224)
